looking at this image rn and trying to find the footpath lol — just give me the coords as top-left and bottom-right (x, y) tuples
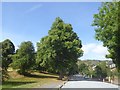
(38, 79), (67, 89)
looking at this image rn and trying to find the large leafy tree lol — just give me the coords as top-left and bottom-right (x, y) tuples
(12, 41), (35, 75)
(0, 39), (15, 81)
(1, 39), (15, 70)
(37, 17), (83, 79)
(92, 2), (120, 71)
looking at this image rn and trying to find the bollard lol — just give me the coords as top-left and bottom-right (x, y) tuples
(103, 79), (105, 82)
(111, 79), (113, 84)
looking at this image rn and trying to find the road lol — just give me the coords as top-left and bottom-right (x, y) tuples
(61, 74), (119, 89)
(37, 74), (119, 89)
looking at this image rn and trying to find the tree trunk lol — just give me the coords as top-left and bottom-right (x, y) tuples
(58, 70), (64, 80)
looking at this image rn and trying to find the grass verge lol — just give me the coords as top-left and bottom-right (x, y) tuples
(2, 70), (59, 88)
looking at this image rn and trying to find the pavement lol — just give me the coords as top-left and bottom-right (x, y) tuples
(38, 79), (65, 88)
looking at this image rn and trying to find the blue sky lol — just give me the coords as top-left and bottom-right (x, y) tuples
(1, 2), (110, 60)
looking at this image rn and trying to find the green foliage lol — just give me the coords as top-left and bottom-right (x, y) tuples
(92, 2), (120, 71)
(111, 69), (120, 77)
(94, 62), (109, 79)
(78, 63), (89, 76)
(67, 62), (79, 75)
(94, 66), (103, 78)
(37, 17), (83, 79)
(1, 39), (15, 70)
(12, 41), (35, 75)
(0, 39), (15, 81)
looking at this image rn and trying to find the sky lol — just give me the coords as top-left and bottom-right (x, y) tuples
(1, 2), (111, 60)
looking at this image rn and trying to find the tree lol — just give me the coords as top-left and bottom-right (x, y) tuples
(94, 66), (107, 79)
(12, 41), (35, 75)
(0, 39), (15, 81)
(78, 63), (89, 76)
(92, 2), (120, 71)
(94, 66), (103, 79)
(94, 62), (108, 79)
(37, 17), (83, 79)
(67, 62), (79, 75)
(1, 39), (15, 70)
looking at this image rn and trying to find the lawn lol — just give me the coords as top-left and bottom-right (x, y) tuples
(2, 70), (59, 88)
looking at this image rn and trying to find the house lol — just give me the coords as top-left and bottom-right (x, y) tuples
(92, 64), (96, 71)
(106, 61), (116, 70)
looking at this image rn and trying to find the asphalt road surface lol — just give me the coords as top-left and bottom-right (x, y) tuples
(61, 74), (119, 89)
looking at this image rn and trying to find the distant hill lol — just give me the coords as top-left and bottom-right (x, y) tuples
(77, 59), (113, 66)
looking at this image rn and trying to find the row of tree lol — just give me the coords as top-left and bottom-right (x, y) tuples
(1, 17), (83, 81)
(1, 2), (120, 81)
(0, 39), (36, 81)
(78, 61), (118, 80)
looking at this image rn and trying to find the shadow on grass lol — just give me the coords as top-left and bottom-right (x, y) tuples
(24, 73), (58, 79)
(2, 81), (36, 88)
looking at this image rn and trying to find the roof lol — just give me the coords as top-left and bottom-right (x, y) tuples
(107, 61), (115, 65)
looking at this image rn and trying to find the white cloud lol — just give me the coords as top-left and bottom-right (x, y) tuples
(25, 4), (42, 14)
(81, 43), (110, 60)
(82, 43), (96, 54)
(92, 45), (108, 55)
